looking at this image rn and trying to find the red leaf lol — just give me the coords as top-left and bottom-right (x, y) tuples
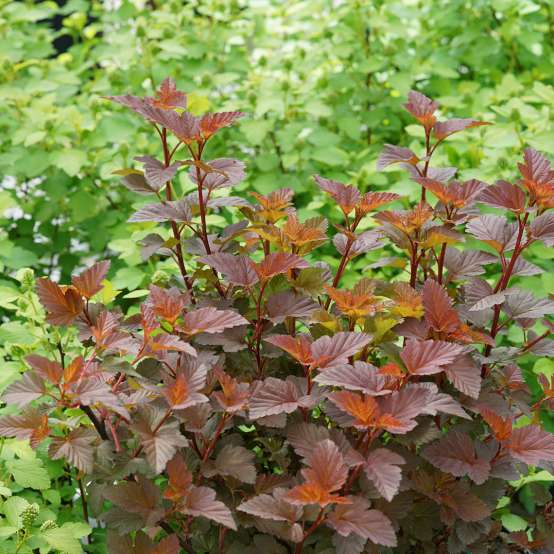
(238, 491), (301, 522)
(377, 144), (418, 170)
(518, 147), (554, 194)
(71, 260), (110, 299)
(506, 426), (554, 464)
(150, 77), (186, 110)
(181, 486), (237, 530)
(213, 370), (250, 413)
(180, 307), (248, 335)
(249, 377), (302, 420)
(364, 448), (405, 501)
(422, 279), (460, 334)
(378, 385), (434, 433)
(466, 214), (518, 253)
(132, 407), (188, 473)
(314, 361), (389, 396)
(48, 427), (97, 474)
(264, 334), (314, 365)
(310, 332), (372, 369)
(357, 191), (401, 214)
(404, 90), (439, 130)
(189, 158), (246, 191)
(400, 339), (464, 375)
(199, 111), (245, 138)
(266, 291), (318, 324)
(530, 212), (554, 247)
(104, 476), (163, 527)
(433, 118), (490, 140)
(163, 369), (208, 410)
(329, 391), (391, 430)
(444, 354), (482, 399)
(148, 285), (189, 324)
(478, 180), (526, 212)
(209, 444), (256, 484)
(151, 535), (180, 554)
(422, 431), (491, 484)
(480, 407), (512, 442)
(25, 355), (63, 385)
(314, 175), (361, 215)
(327, 496), (397, 547)
(198, 252), (259, 287)
(3, 372), (46, 408)
(0, 408), (50, 448)
(164, 454), (193, 502)
(134, 156), (181, 190)
(446, 482), (491, 522)
(128, 199), (192, 223)
(36, 278), (83, 325)
(285, 440), (350, 507)
(253, 252), (309, 280)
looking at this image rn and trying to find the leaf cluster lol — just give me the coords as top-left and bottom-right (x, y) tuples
(1, 81), (554, 553)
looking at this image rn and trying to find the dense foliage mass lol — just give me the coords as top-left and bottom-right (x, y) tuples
(0, 78), (553, 553)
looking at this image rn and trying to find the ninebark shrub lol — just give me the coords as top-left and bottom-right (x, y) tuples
(2, 80), (554, 553)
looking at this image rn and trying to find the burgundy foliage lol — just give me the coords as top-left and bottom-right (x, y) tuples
(2, 81), (554, 553)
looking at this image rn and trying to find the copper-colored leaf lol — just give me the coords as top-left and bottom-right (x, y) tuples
(48, 427), (97, 474)
(377, 144), (418, 170)
(478, 180), (526, 212)
(181, 486), (237, 530)
(364, 448), (405, 502)
(132, 408), (188, 474)
(134, 155), (181, 190)
(310, 332), (372, 369)
(314, 362), (389, 396)
(180, 307), (248, 335)
(36, 278), (83, 325)
(433, 118), (490, 140)
(264, 334), (314, 365)
(327, 496), (397, 547)
(0, 408), (50, 448)
(404, 90), (439, 129)
(400, 339), (464, 375)
(25, 355), (63, 385)
(422, 431), (491, 484)
(285, 440), (350, 507)
(3, 372), (46, 408)
(164, 454), (193, 502)
(506, 426), (554, 464)
(466, 215), (518, 253)
(200, 111), (245, 138)
(444, 354), (482, 399)
(253, 252), (309, 280)
(422, 279), (460, 333)
(238, 490), (301, 522)
(198, 252), (259, 287)
(151, 77), (186, 109)
(480, 407), (512, 442)
(314, 175), (361, 215)
(71, 260), (110, 299)
(249, 377), (303, 420)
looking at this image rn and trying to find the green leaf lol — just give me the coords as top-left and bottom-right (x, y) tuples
(7, 458), (50, 490)
(52, 149), (87, 177)
(500, 513), (528, 532)
(42, 523), (90, 554)
(3, 496), (29, 528)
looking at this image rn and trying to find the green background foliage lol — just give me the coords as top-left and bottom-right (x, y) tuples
(1, 0), (554, 550)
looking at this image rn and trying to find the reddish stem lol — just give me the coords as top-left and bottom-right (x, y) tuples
(160, 128), (195, 301)
(294, 507), (326, 554)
